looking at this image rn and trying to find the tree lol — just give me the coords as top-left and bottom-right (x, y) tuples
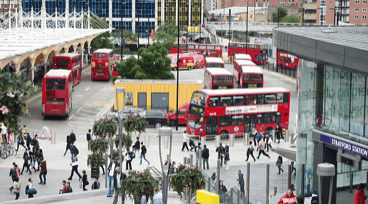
(271, 7), (288, 22)
(91, 31), (113, 51)
(0, 71), (34, 137)
(280, 15), (302, 23)
(113, 30), (138, 47)
(115, 42), (175, 80)
(154, 20), (181, 51)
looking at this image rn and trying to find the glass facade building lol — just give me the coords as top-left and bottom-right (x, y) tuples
(274, 26), (368, 204)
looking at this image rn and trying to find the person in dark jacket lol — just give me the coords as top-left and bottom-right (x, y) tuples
(91, 177), (100, 190)
(216, 143), (225, 167)
(70, 130), (76, 144)
(169, 161), (176, 175)
(237, 170), (245, 197)
(245, 141), (256, 162)
(38, 158), (47, 185)
(64, 135), (71, 156)
(66, 182), (73, 193)
(82, 169), (88, 191)
(140, 142), (149, 165)
(26, 133), (32, 150)
(21, 151), (31, 175)
(133, 137), (140, 157)
(189, 139), (196, 151)
(276, 155), (284, 174)
(224, 149), (230, 170)
(219, 181), (228, 203)
(9, 163), (19, 192)
(69, 143), (79, 160)
(86, 129), (91, 150)
(113, 167), (127, 204)
(202, 145), (209, 170)
(276, 123), (282, 143)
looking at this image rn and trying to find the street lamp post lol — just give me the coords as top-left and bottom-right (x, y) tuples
(158, 127), (173, 204)
(120, 1), (125, 60)
(318, 7), (324, 26)
(299, 6), (305, 26)
(186, 3), (189, 51)
(107, 87), (125, 171)
(167, 2), (169, 33)
(246, 2), (248, 54)
(278, 7), (280, 27)
(176, 1), (179, 131)
(228, 9), (231, 43)
(329, 7), (338, 25)
(146, 29), (148, 47)
(199, 2), (202, 44)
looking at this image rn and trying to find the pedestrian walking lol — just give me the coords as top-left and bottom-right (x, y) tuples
(276, 123), (282, 143)
(60, 180), (68, 194)
(254, 131), (262, 147)
(140, 142), (149, 165)
(70, 130), (76, 144)
(91, 177), (100, 190)
(224, 142), (229, 153)
(31, 135), (39, 153)
(133, 137), (141, 157)
(68, 154), (82, 180)
(20, 151), (32, 175)
(202, 145), (209, 170)
(69, 143), (79, 160)
(236, 170), (245, 197)
(82, 170), (89, 191)
(189, 139), (196, 151)
(224, 149), (230, 170)
(33, 147), (40, 172)
(13, 177), (21, 200)
(26, 133), (32, 150)
(355, 183), (367, 204)
(278, 188), (297, 204)
(107, 157), (120, 197)
(113, 167), (127, 204)
(216, 143), (225, 167)
(291, 161), (296, 177)
(182, 130), (189, 151)
(86, 129), (92, 150)
(25, 178), (36, 198)
(245, 141), (256, 162)
(16, 136), (27, 152)
(28, 150), (37, 172)
(169, 161), (176, 175)
(64, 134), (71, 156)
(269, 187), (279, 199)
(276, 155), (284, 174)
(219, 181), (228, 203)
(9, 163), (20, 192)
(125, 150), (133, 170)
(38, 157), (47, 184)
(267, 131), (273, 152)
(195, 142), (202, 167)
(211, 170), (218, 192)
(257, 138), (270, 159)
(35, 149), (43, 171)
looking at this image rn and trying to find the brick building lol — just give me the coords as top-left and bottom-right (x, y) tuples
(0, 0), (19, 14)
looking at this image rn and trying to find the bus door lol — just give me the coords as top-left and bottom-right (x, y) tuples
(244, 114), (256, 134)
(206, 116), (218, 136)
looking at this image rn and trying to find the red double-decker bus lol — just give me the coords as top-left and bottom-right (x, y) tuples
(203, 68), (234, 89)
(205, 57), (224, 68)
(53, 53), (82, 86)
(234, 54), (252, 61)
(228, 43), (268, 64)
(239, 66), (264, 88)
(186, 88), (290, 138)
(170, 43), (223, 57)
(277, 49), (299, 69)
(42, 70), (73, 118)
(233, 59), (257, 81)
(91, 49), (114, 80)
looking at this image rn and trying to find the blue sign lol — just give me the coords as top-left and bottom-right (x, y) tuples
(320, 134), (368, 157)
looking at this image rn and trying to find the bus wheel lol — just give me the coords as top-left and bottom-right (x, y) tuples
(220, 131), (229, 139)
(170, 120), (176, 126)
(188, 67), (191, 71)
(193, 66), (197, 69)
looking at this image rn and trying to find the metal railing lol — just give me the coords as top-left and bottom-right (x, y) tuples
(264, 62), (297, 79)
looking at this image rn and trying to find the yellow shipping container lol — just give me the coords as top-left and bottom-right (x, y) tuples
(196, 190), (219, 204)
(114, 79), (202, 111)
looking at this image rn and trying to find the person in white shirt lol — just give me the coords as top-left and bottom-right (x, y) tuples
(107, 158), (119, 197)
(269, 187), (279, 199)
(245, 141), (256, 162)
(1, 122), (8, 143)
(113, 167), (127, 204)
(182, 131), (189, 151)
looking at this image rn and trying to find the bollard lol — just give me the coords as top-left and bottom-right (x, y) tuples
(272, 130), (276, 143)
(216, 135), (220, 147)
(290, 130), (295, 145)
(266, 164), (270, 204)
(237, 189), (240, 204)
(230, 189), (233, 204)
(285, 130), (289, 142)
(190, 154), (194, 165)
(198, 149), (202, 169)
(105, 153), (108, 188)
(51, 132), (56, 144)
(230, 134), (235, 147)
(288, 164), (292, 189)
(186, 157), (190, 165)
(208, 176), (211, 192)
(201, 136), (206, 147)
(246, 162), (250, 204)
(216, 160), (220, 195)
(184, 157), (187, 165)
(243, 133), (249, 146)
(147, 134), (150, 148)
(144, 134), (147, 148)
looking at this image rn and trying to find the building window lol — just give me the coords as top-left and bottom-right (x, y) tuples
(355, 0), (360, 3)
(355, 23), (359, 25)
(289, 0), (291, 3)
(355, 15), (359, 19)
(363, 23), (367, 25)
(355, 8), (359, 12)
(363, 15), (367, 19)
(364, 0), (367, 3)
(363, 8), (367, 12)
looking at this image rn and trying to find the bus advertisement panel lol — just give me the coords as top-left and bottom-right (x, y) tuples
(42, 70), (73, 117)
(277, 49), (299, 69)
(91, 49), (114, 80)
(228, 43), (268, 64)
(186, 88), (290, 137)
(204, 68), (234, 89)
(53, 53), (82, 86)
(240, 66), (264, 88)
(170, 43), (223, 57)
(205, 57), (224, 68)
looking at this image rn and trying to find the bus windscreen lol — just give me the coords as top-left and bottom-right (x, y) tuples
(244, 74), (263, 82)
(46, 78), (65, 90)
(207, 63), (224, 68)
(94, 53), (107, 58)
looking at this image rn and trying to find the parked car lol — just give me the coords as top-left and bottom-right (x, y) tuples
(167, 102), (190, 126)
(138, 109), (169, 128)
(108, 107), (143, 124)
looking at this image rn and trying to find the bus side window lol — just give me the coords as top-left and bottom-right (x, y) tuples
(220, 115), (231, 126)
(256, 114), (263, 124)
(209, 97), (219, 107)
(257, 94), (264, 104)
(245, 95), (255, 105)
(276, 112), (282, 122)
(283, 93), (289, 103)
(233, 96), (245, 105)
(220, 97), (232, 106)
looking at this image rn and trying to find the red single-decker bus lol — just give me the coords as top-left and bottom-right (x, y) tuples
(53, 53), (82, 86)
(228, 43), (268, 64)
(186, 88), (290, 138)
(42, 70), (73, 117)
(91, 49), (114, 80)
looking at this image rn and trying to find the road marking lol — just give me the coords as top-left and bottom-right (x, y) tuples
(82, 66), (91, 74)
(96, 98), (115, 118)
(75, 95), (84, 97)
(77, 107), (83, 113)
(262, 68), (296, 84)
(85, 87), (90, 91)
(68, 114), (75, 120)
(27, 93), (42, 103)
